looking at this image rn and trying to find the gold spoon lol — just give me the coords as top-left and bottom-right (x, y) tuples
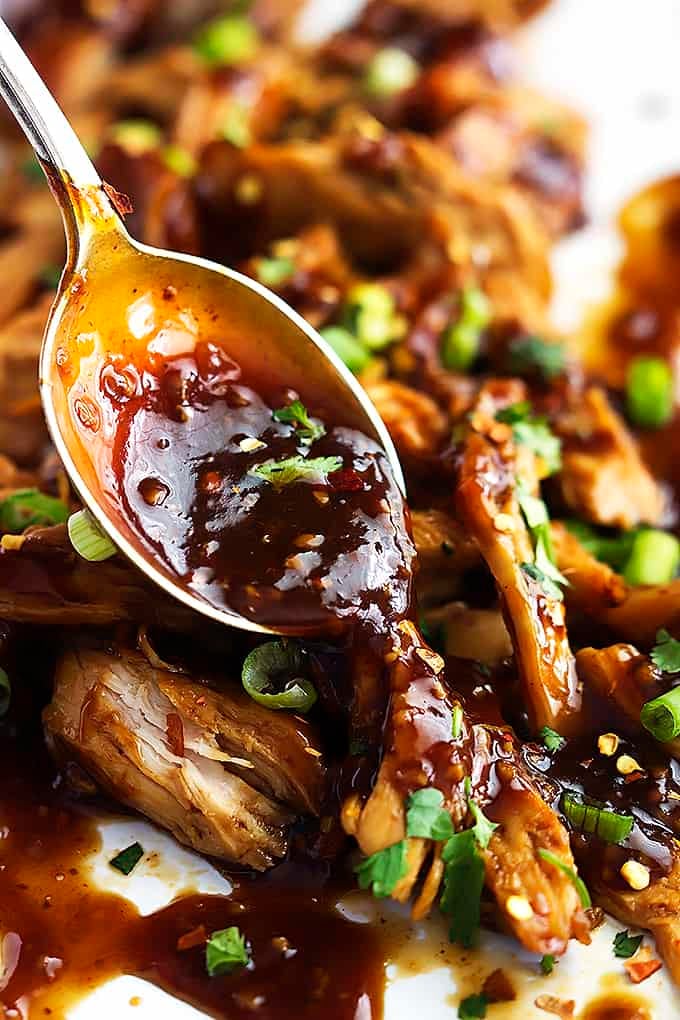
(0, 17), (404, 634)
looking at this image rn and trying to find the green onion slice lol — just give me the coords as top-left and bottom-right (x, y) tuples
(537, 848), (591, 908)
(193, 15), (259, 66)
(67, 509), (117, 562)
(561, 792), (633, 845)
(640, 684), (680, 742)
(364, 47), (419, 98)
(0, 489), (69, 533)
(441, 287), (491, 372)
(320, 326), (372, 374)
(241, 640), (317, 712)
(343, 283), (399, 351)
(622, 529), (680, 586)
(626, 355), (674, 429)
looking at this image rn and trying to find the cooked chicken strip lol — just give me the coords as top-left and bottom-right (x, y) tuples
(456, 381), (582, 734)
(411, 508), (482, 607)
(551, 521), (627, 614)
(44, 647), (325, 869)
(554, 387), (665, 529)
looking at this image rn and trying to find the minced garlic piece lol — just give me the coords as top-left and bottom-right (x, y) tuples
(616, 754), (643, 776)
(597, 733), (620, 757)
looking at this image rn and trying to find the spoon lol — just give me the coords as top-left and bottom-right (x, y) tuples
(0, 17), (405, 635)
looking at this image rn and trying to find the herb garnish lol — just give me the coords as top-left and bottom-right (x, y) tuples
(537, 848), (591, 908)
(355, 841), (408, 898)
(406, 788), (454, 841)
(516, 482), (568, 599)
(256, 255), (294, 287)
(249, 455), (342, 490)
(458, 993), (488, 1019)
(206, 926), (250, 976)
(539, 725), (565, 752)
(540, 954), (555, 975)
(440, 829), (485, 947)
(272, 400), (326, 445)
(451, 704), (463, 739)
(496, 402), (561, 476)
(465, 779), (498, 849)
(650, 629), (680, 674)
(613, 930), (644, 959)
(109, 841), (144, 876)
(508, 335), (566, 381)
(0, 489), (69, 533)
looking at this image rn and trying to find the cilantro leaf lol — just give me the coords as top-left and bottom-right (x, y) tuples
(613, 929), (644, 959)
(205, 926), (250, 977)
(496, 403), (561, 476)
(249, 454), (341, 490)
(465, 778), (498, 849)
(458, 993), (488, 1018)
(406, 788), (454, 841)
(540, 954), (555, 975)
(440, 830), (485, 948)
(109, 842), (144, 876)
(508, 335), (566, 381)
(355, 841), (408, 898)
(272, 400), (326, 445)
(540, 725), (565, 752)
(516, 482), (568, 597)
(650, 629), (680, 674)
(538, 848), (591, 908)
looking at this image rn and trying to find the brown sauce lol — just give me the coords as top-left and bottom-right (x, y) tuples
(580, 994), (651, 1020)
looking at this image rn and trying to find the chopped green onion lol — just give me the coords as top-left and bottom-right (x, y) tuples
(109, 119), (162, 155)
(564, 519), (637, 571)
(613, 930), (644, 959)
(0, 668), (10, 718)
(540, 725), (565, 752)
(451, 704), (463, 739)
(67, 509), (117, 562)
(626, 355), (674, 429)
(0, 489), (69, 533)
(109, 841), (144, 875)
(272, 399), (325, 445)
(560, 792), (633, 845)
(241, 640), (317, 713)
(255, 256), (294, 288)
(206, 926), (250, 977)
(193, 14), (259, 66)
(162, 145), (197, 178)
(249, 454), (342, 490)
(406, 788), (454, 841)
(458, 994), (488, 1019)
(622, 529), (680, 586)
(355, 840), (408, 897)
(537, 848), (591, 908)
(540, 954), (555, 975)
(650, 629), (680, 673)
(508, 335), (566, 381)
(221, 102), (251, 149)
(640, 685), (680, 742)
(364, 47), (419, 98)
(343, 283), (399, 351)
(320, 326), (372, 374)
(441, 287), (491, 372)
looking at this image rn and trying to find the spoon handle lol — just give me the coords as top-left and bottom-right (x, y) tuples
(0, 16), (119, 245)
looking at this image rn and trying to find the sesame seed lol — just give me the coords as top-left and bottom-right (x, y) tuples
(597, 733), (620, 757)
(620, 860), (650, 891)
(506, 895), (534, 921)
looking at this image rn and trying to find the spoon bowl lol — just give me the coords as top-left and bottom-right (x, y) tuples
(0, 19), (404, 635)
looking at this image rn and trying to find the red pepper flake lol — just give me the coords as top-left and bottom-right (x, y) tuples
(535, 996), (575, 1017)
(176, 924), (207, 952)
(624, 771), (646, 785)
(103, 181), (134, 216)
(166, 713), (185, 757)
(327, 469), (363, 492)
(624, 947), (662, 984)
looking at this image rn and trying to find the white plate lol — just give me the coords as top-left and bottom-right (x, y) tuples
(47, 1), (680, 1016)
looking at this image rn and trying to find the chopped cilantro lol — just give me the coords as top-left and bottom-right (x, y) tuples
(538, 848), (591, 908)
(613, 930), (644, 959)
(496, 402), (561, 475)
(249, 454), (342, 490)
(440, 829), (484, 947)
(272, 400), (325, 445)
(650, 629), (680, 674)
(355, 841), (408, 898)
(205, 926), (250, 976)
(458, 993), (488, 1019)
(109, 842), (144, 876)
(508, 335), (566, 381)
(406, 788), (454, 841)
(539, 725), (565, 752)
(465, 778), (498, 849)
(540, 954), (555, 975)
(516, 483), (568, 597)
